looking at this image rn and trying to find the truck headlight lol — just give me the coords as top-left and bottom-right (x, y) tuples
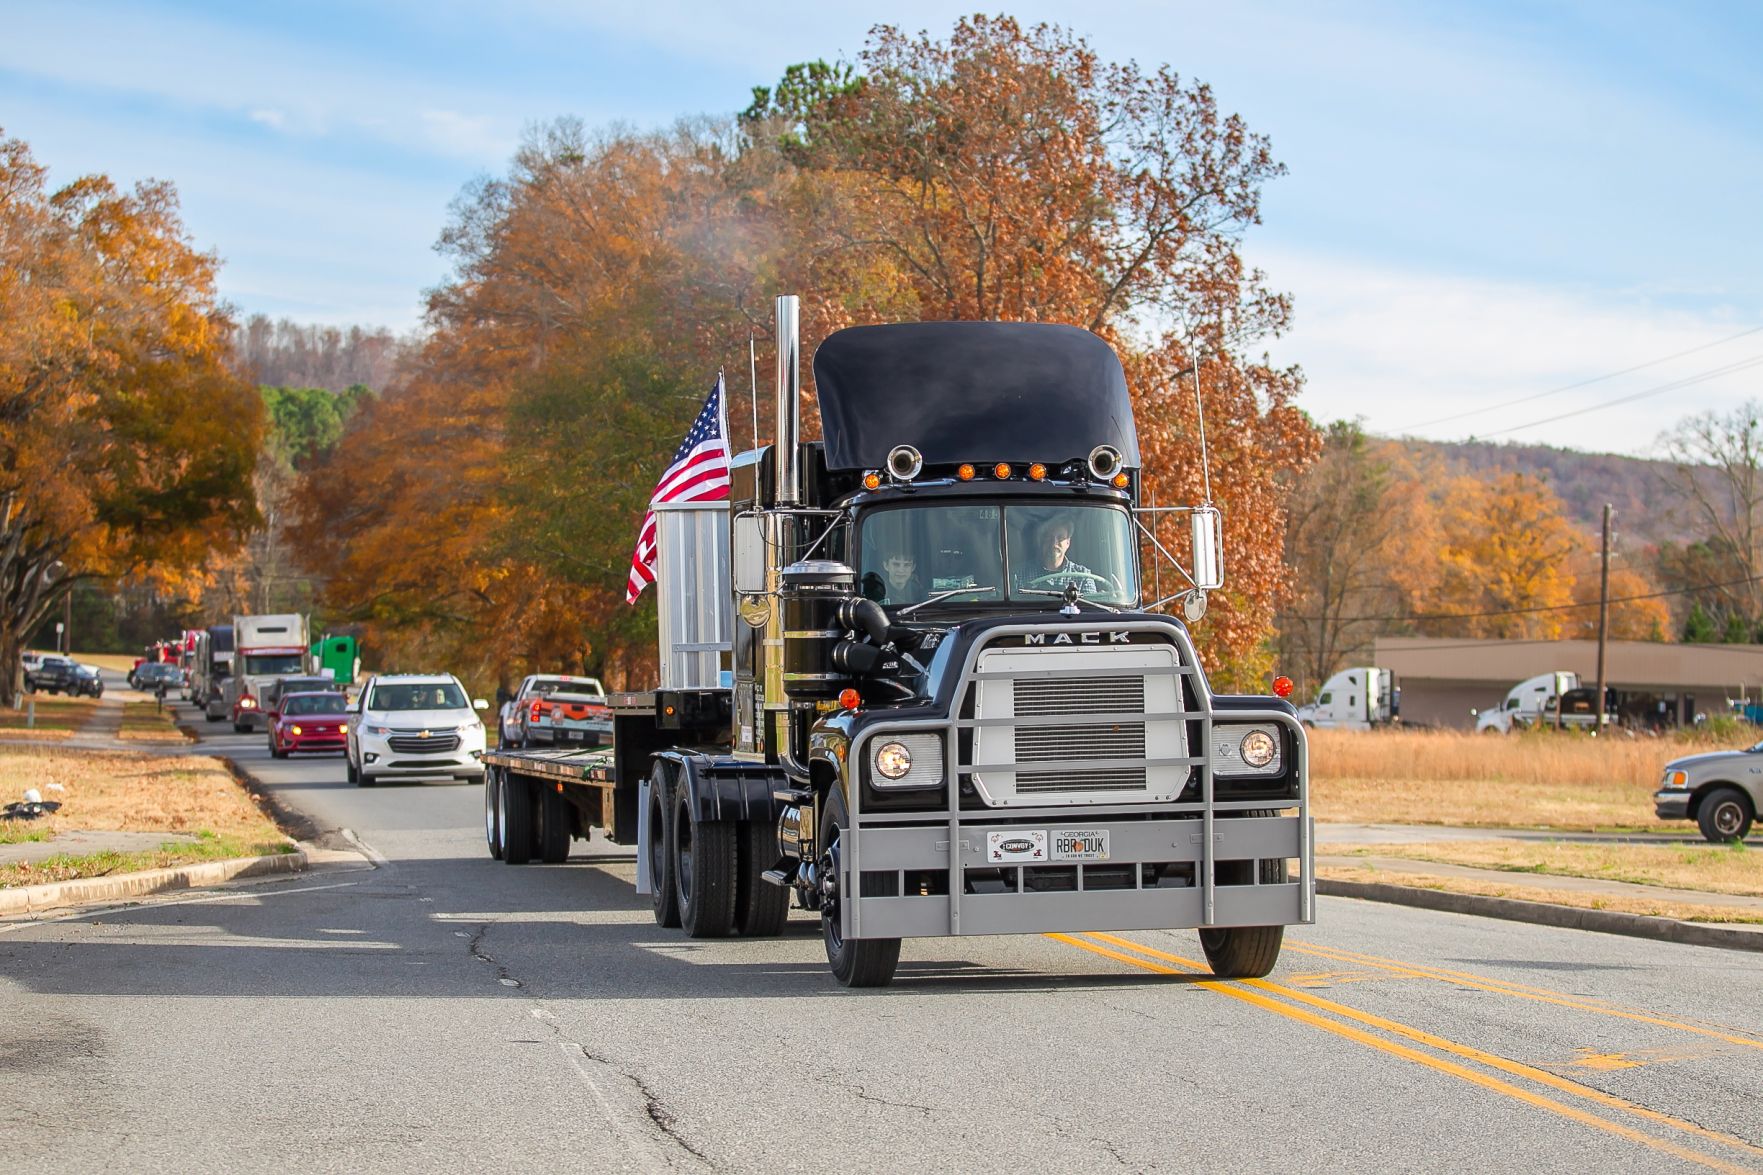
(875, 741), (912, 779)
(1663, 770), (1688, 789)
(1240, 729), (1277, 768)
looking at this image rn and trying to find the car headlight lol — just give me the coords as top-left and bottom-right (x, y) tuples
(367, 725), (390, 735)
(239, 697), (257, 709)
(1663, 770), (1688, 789)
(339, 723), (349, 735)
(467, 719), (483, 731)
(875, 741), (912, 779)
(290, 725), (303, 736)
(1240, 729), (1277, 768)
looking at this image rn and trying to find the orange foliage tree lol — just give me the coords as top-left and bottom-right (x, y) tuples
(0, 131), (261, 701)
(296, 19), (1313, 692)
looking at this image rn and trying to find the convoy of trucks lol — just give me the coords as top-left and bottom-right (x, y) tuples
(225, 613), (312, 732)
(478, 297), (1313, 988)
(1295, 667), (1398, 730)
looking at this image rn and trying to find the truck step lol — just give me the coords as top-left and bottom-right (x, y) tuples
(760, 868), (796, 889)
(772, 787), (812, 805)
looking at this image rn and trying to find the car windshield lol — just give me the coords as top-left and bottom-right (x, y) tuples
(284, 694), (348, 716)
(368, 682), (468, 711)
(243, 653), (304, 676)
(856, 502), (1138, 609)
(531, 678), (602, 697)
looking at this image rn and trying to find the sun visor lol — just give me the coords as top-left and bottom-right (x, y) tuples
(812, 322), (1140, 472)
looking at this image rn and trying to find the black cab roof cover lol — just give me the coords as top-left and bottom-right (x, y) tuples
(812, 322), (1140, 473)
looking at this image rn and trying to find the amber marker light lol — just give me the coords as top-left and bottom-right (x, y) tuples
(839, 688), (861, 710)
(1272, 676), (1294, 698)
(1028, 462), (1048, 480)
(863, 472), (882, 490)
(993, 463), (1012, 479)
(1112, 471), (1130, 488)
(957, 463), (976, 481)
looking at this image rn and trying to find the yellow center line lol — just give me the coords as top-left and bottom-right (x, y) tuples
(1288, 941), (1763, 1052)
(1045, 934), (1756, 1175)
(1087, 932), (1763, 1162)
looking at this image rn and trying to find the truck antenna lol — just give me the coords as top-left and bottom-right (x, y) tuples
(1190, 344), (1214, 506)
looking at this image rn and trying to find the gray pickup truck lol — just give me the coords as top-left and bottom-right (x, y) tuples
(1654, 744), (1760, 842)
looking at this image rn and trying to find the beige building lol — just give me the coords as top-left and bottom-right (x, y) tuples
(1370, 637), (1763, 730)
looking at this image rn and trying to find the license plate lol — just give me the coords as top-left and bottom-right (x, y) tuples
(1051, 829), (1110, 862)
(986, 830), (1046, 864)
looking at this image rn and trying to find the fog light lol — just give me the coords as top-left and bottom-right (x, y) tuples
(875, 741), (912, 779)
(364, 752), (379, 764)
(1240, 730), (1277, 768)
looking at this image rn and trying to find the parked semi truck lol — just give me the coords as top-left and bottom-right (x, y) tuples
(1474, 671), (1578, 734)
(481, 299), (1313, 988)
(1295, 667), (1398, 730)
(191, 625), (235, 721)
(225, 613), (310, 732)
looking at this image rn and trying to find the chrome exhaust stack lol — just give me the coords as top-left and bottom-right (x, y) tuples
(774, 295), (801, 507)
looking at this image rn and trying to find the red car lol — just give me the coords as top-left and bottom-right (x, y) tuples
(269, 691), (351, 758)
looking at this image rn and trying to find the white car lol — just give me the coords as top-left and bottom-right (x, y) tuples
(346, 672), (489, 787)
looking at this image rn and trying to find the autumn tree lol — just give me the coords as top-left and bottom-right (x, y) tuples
(0, 131), (261, 702)
(1415, 473), (1583, 639)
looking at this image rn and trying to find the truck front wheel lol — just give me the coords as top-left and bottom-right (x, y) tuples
(671, 778), (736, 937)
(818, 787), (901, 988)
(648, 766), (680, 928)
(1200, 837), (1286, 978)
(1698, 787), (1754, 843)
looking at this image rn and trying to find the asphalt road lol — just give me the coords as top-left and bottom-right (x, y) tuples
(3, 696), (1761, 1173)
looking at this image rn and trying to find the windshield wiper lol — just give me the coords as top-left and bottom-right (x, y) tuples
(1017, 588), (1120, 613)
(898, 586), (998, 616)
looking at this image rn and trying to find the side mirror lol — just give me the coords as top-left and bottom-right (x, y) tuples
(473, 698), (489, 711)
(1190, 506), (1223, 591)
(733, 511), (765, 595)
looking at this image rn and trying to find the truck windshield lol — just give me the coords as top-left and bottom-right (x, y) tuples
(856, 502), (1138, 609)
(243, 653), (304, 676)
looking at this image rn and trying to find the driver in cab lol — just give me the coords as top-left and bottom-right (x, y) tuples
(1023, 518), (1100, 590)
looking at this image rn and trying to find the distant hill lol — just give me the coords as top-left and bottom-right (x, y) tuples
(1390, 438), (1709, 551)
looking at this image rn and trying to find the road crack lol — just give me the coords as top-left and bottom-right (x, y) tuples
(830, 1078), (937, 1118)
(465, 921), (522, 988)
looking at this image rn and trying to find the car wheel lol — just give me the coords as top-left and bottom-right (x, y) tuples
(358, 767), (376, 788)
(1698, 787), (1754, 843)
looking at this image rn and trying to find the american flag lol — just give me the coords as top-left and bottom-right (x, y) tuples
(626, 375), (732, 604)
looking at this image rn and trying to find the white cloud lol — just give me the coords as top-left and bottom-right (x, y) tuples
(1259, 250), (1761, 456)
(247, 108), (286, 131)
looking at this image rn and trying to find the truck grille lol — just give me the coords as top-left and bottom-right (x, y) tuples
(388, 733), (460, 754)
(970, 641), (1186, 807)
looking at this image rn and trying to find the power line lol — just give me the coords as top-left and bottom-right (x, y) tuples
(1399, 323), (1763, 432)
(1472, 352), (1763, 439)
(1289, 572), (1763, 624)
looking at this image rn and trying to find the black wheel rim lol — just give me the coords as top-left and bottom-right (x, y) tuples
(820, 824), (843, 952)
(677, 810), (694, 908)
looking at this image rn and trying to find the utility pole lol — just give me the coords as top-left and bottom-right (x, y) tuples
(1595, 503), (1613, 736)
(64, 587), (72, 656)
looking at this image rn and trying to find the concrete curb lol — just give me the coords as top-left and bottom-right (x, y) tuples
(0, 848), (308, 917)
(1317, 878), (1763, 954)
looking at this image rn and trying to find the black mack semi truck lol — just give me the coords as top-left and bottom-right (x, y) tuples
(480, 295), (1313, 988)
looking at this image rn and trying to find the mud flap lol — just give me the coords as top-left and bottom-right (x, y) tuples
(635, 776), (652, 895)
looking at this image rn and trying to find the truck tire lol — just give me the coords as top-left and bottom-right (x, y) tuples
(538, 784), (571, 864)
(501, 772), (535, 865)
(484, 769), (503, 860)
(734, 817), (790, 937)
(648, 765), (680, 928)
(1200, 813), (1286, 979)
(1698, 787), (1754, 843)
(818, 787), (901, 987)
(233, 722), (250, 734)
(672, 777), (736, 938)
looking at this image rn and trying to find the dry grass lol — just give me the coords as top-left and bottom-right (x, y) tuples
(1319, 865), (1763, 924)
(0, 695), (97, 736)
(1333, 840), (1763, 897)
(0, 747), (287, 887)
(74, 652), (138, 672)
(1308, 727), (1697, 830)
(117, 701), (190, 742)
(1, 835), (296, 888)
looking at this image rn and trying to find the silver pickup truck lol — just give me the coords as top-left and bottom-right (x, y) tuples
(1654, 743), (1760, 842)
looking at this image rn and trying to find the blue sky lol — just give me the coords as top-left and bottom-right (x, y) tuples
(4, 0), (1760, 455)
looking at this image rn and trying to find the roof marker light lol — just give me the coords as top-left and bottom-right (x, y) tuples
(957, 464), (976, 481)
(862, 472), (882, 490)
(1028, 463), (1047, 481)
(993, 463), (1012, 480)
